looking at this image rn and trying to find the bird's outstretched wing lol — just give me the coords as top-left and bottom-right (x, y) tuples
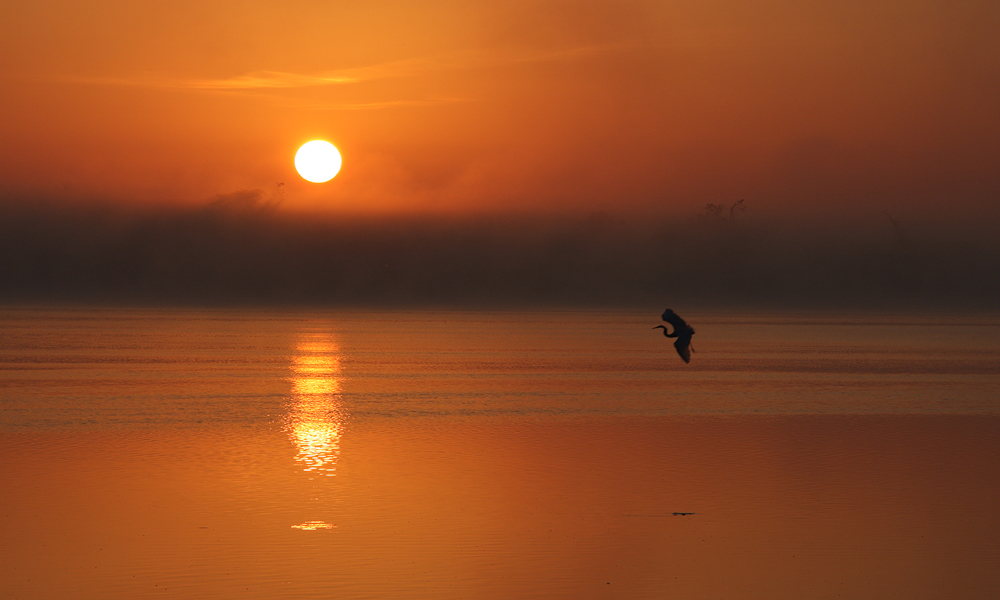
(661, 309), (690, 332)
(674, 335), (692, 363)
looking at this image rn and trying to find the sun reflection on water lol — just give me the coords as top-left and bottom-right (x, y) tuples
(291, 521), (336, 530)
(284, 333), (346, 477)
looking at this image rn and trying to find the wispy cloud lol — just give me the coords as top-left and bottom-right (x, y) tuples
(57, 71), (358, 90)
(283, 97), (471, 111)
(60, 42), (642, 92)
(185, 71), (358, 89)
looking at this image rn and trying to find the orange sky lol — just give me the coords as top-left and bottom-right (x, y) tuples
(1, 0), (998, 216)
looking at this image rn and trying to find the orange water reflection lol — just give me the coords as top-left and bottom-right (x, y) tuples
(291, 521), (336, 530)
(284, 333), (346, 477)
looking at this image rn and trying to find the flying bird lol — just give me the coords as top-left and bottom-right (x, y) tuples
(653, 308), (696, 363)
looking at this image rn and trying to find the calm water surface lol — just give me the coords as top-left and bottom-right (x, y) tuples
(1, 307), (999, 599)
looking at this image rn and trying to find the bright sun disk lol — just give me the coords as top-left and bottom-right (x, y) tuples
(295, 140), (342, 183)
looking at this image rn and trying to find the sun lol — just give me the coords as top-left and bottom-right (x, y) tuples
(294, 140), (342, 183)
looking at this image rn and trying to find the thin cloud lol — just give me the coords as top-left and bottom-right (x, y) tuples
(284, 97), (472, 111)
(185, 71), (358, 89)
(57, 71), (357, 90)
(59, 42), (643, 91)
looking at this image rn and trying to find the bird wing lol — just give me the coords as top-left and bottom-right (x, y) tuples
(661, 310), (689, 331)
(674, 335), (692, 363)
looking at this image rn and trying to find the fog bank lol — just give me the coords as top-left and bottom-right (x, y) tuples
(1, 195), (997, 309)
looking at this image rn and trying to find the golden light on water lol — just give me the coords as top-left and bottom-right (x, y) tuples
(291, 521), (336, 530)
(284, 333), (346, 477)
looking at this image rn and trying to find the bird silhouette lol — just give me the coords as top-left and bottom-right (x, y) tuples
(653, 308), (695, 363)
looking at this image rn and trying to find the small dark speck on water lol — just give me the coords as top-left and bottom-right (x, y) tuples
(672, 512), (696, 516)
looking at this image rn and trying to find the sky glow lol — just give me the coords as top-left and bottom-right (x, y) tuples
(0, 0), (997, 217)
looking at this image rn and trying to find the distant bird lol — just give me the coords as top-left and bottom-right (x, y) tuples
(653, 308), (696, 363)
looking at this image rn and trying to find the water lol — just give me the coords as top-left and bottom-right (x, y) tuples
(2, 307), (999, 599)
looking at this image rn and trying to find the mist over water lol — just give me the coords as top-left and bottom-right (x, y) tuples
(1, 195), (998, 309)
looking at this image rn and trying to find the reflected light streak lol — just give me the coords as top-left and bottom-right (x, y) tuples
(284, 333), (347, 477)
(291, 521), (336, 530)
